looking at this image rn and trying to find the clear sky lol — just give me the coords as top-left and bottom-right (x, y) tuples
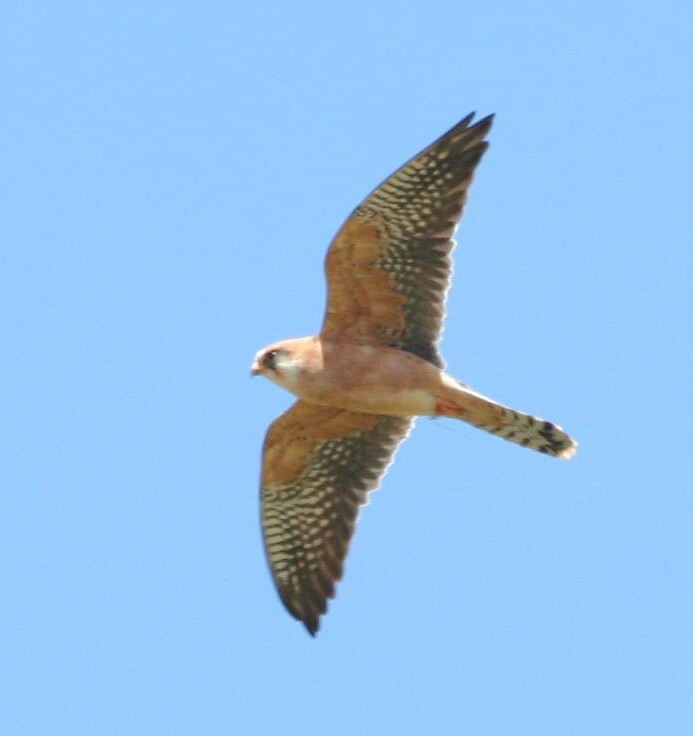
(3, 2), (692, 734)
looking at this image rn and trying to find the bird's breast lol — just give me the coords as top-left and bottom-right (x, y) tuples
(293, 341), (441, 417)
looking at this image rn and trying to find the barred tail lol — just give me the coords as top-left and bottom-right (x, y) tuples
(438, 383), (577, 459)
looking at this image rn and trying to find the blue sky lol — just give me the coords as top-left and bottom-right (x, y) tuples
(3, 2), (692, 734)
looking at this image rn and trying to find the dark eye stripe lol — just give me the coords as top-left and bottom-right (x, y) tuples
(263, 349), (280, 370)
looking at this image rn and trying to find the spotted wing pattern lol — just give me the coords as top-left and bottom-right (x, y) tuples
(261, 400), (412, 635)
(321, 112), (493, 367)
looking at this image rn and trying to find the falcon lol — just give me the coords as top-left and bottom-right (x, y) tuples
(251, 113), (577, 635)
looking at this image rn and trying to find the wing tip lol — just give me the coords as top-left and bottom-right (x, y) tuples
(458, 110), (495, 136)
(304, 618), (319, 637)
(290, 604), (321, 637)
(280, 587), (328, 637)
(430, 111), (493, 158)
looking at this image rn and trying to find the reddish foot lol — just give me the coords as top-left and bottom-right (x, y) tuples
(435, 399), (463, 417)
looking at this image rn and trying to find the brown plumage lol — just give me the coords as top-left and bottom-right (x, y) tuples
(252, 113), (577, 635)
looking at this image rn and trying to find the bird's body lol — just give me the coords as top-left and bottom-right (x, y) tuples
(252, 113), (577, 635)
(255, 337), (439, 416)
(253, 337), (575, 455)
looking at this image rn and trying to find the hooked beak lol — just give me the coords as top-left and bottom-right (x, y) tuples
(250, 360), (262, 377)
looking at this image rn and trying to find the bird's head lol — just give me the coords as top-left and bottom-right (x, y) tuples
(251, 340), (305, 392)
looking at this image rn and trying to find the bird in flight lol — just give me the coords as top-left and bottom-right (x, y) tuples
(251, 113), (577, 635)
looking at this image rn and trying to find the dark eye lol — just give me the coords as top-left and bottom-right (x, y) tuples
(262, 349), (280, 370)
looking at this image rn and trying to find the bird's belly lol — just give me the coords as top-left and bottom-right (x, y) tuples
(307, 383), (437, 417)
(290, 342), (443, 417)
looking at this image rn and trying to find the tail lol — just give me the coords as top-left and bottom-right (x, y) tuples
(437, 382), (577, 459)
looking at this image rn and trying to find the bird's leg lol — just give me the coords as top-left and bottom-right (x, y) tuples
(434, 398), (466, 417)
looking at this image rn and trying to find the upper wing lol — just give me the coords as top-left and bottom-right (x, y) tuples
(260, 400), (412, 635)
(321, 112), (493, 367)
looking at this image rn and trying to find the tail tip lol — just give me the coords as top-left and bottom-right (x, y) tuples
(556, 438), (578, 460)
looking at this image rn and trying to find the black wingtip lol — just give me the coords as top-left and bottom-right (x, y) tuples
(460, 110), (476, 126)
(471, 112), (495, 134)
(304, 619), (319, 637)
(439, 111), (494, 147)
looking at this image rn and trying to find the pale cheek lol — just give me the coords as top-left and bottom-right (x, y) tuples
(275, 363), (302, 392)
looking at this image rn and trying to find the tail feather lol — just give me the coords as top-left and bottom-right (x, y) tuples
(440, 383), (577, 459)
